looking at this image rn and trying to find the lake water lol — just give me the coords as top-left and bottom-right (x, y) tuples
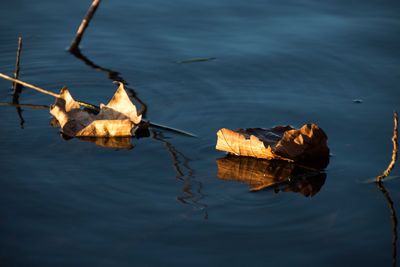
(0, 1), (399, 266)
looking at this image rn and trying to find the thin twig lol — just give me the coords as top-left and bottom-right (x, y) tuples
(69, 0), (101, 51)
(0, 73), (99, 110)
(377, 181), (398, 267)
(377, 112), (398, 182)
(12, 37), (23, 99)
(1, 72), (59, 97)
(144, 119), (196, 138)
(0, 102), (49, 109)
(11, 37), (24, 128)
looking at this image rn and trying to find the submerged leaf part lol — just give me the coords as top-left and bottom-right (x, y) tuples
(50, 82), (142, 137)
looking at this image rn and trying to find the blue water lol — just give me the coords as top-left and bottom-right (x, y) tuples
(0, 1), (399, 266)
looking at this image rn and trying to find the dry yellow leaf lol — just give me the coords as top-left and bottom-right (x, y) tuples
(274, 124), (329, 165)
(50, 82), (142, 137)
(216, 124), (329, 167)
(216, 127), (292, 161)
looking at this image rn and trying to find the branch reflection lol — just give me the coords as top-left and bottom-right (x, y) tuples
(69, 48), (147, 117)
(12, 37), (24, 128)
(377, 182), (398, 267)
(152, 130), (208, 219)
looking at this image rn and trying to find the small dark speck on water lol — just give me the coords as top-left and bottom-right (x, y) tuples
(176, 57), (216, 64)
(353, 99), (363, 104)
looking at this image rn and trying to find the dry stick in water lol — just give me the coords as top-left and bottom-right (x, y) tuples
(0, 73), (98, 110)
(1, 73), (59, 97)
(12, 37), (23, 99)
(375, 112), (399, 266)
(69, 0), (101, 51)
(0, 102), (49, 109)
(377, 111), (398, 182)
(12, 37), (24, 128)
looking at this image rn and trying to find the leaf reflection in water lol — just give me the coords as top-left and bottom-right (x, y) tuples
(77, 136), (134, 150)
(217, 155), (327, 197)
(53, 122), (151, 150)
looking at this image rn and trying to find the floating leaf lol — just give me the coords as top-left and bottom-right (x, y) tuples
(50, 82), (142, 137)
(216, 124), (329, 167)
(217, 155), (326, 196)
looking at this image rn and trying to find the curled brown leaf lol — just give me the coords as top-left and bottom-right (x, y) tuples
(50, 82), (142, 137)
(216, 124), (329, 167)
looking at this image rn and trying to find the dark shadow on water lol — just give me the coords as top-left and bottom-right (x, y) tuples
(217, 155), (327, 197)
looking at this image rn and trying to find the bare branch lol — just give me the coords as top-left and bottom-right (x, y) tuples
(69, 0), (101, 51)
(11, 37), (24, 128)
(0, 73), (99, 111)
(377, 112), (398, 182)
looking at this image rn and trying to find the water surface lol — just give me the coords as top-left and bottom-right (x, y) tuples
(0, 1), (399, 266)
